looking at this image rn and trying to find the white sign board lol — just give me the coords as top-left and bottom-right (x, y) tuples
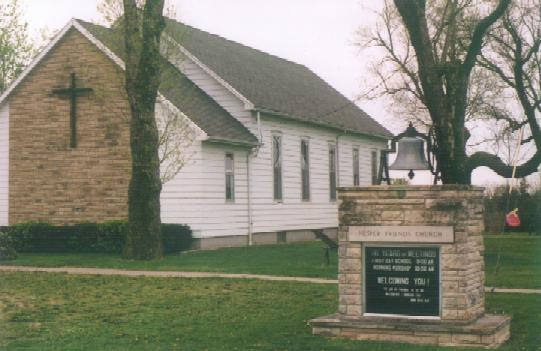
(349, 226), (454, 243)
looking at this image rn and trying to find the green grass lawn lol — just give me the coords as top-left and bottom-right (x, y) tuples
(1, 272), (539, 351)
(484, 234), (541, 289)
(2, 242), (338, 278)
(2, 234), (540, 288)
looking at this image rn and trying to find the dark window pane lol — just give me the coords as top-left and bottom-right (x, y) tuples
(226, 175), (234, 200)
(353, 148), (360, 186)
(301, 139), (310, 200)
(225, 153), (235, 200)
(371, 150), (378, 185)
(273, 136), (282, 200)
(329, 144), (336, 201)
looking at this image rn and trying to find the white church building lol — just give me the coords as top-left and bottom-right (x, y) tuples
(0, 18), (391, 248)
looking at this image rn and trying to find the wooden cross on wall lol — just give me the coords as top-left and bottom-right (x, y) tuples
(52, 73), (93, 148)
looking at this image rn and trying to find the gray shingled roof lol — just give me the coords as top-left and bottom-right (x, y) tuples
(78, 20), (259, 146)
(164, 18), (392, 139)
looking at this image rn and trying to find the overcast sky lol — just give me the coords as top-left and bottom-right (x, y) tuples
(18, 0), (540, 187)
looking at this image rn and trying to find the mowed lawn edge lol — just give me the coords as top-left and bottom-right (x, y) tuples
(2, 235), (540, 288)
(0, 272), (540, 351)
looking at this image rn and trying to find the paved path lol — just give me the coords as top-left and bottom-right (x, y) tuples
(484, 287), (541, 294)
(1, 265), (541, 294)
(0, 265), (337, 284)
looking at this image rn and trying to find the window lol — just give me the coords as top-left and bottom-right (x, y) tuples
(329, 143), (337, 201)
(301, 139), (310, 201)
(371, 150), (379, 185)
(225, 152), (235, 201)
(353, 147), (360, 186)
(272, 134), (283, 201)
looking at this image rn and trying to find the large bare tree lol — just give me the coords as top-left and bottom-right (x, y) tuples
(122, 0), (166, 260)
(362, 0), (540, 184)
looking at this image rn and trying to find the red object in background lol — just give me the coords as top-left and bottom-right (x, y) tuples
(505, 209), (521, 227)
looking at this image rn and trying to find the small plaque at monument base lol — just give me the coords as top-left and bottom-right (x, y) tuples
(364, 246), (440, 317)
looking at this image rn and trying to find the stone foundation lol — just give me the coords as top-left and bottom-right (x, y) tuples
(191, 228), (337, 250)
(309, 185), (510, 348)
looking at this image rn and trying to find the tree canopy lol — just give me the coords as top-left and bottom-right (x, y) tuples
(0, 0), (33, 93)
(361, 0), (540, 184)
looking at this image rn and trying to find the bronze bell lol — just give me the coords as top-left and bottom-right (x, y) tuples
(389, 137), (430, 179)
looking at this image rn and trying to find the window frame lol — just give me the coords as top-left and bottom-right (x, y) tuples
(225, 152), (235, 202)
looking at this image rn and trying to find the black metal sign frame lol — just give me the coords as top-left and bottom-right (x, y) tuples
(363, 244), (441, 318)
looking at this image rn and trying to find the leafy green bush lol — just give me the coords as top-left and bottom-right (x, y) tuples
(0, 231), (17, 260)
(6, 221), (192, 254)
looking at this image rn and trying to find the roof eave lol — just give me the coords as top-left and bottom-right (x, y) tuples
(204, 136), (259, 148)
(253, 107), (393, 140)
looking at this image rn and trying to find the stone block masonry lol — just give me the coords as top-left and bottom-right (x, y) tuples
(9, 29), (131, 225)
(310, 185), (511, 348)
(338, 185), (486, 322)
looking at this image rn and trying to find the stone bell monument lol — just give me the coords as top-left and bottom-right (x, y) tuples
(309, 186), (510, 348)
(309, 127), (510, 348)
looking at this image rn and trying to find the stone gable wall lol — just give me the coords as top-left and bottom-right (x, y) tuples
(337, 185), (486, 322)
(9, 28), (131, 225)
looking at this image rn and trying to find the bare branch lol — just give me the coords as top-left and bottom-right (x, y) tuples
(462, 0), (511, 76)
(468, 149), (541, 177)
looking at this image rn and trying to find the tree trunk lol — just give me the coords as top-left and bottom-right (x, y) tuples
(429, 106), (470, 184)
(123, 101), (163, 260)
(122, 0), (165, 260)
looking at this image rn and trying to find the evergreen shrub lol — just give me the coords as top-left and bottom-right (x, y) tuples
(4, 221), (192, 254)
(0, 231), (17, 260)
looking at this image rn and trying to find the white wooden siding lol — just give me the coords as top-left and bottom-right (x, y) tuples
(249, 115), (386, 234)
(160, 116), (386, 238)
(161, 141), (250, 238)
(161, 51), (388, 238)
(338, 135), (386, 187)
(0, 103), (8, 225)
